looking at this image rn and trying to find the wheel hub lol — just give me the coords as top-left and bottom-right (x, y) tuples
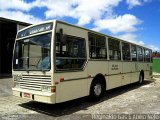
(140, 75), (143, 83)
(94, 83), (102, 96)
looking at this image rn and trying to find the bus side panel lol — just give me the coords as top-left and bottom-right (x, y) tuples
(144, 63), (152, 80)
(131, 72), (139, 83)
(88, 61), (108, 76)
(137, 62), (144, 72)
(144, 71), (150, 79)
(108, 61), (122, 89)
(58, 79), (88, 103)
(55, 72), (88, 103)
(122, 62), (131, 86)
(108, 75), (122, 89)
(55, 22), (88, 103)
(143, 62), (148, 79)
(131, 62), (139, 83)
(87, 60), (109, 90)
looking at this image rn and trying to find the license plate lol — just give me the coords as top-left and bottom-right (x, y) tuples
(24, 93), (31, 98)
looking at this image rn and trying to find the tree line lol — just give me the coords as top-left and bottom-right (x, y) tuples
(152, 51), (160, 57)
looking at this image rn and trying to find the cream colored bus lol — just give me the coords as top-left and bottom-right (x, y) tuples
(12, 20), (152, 104)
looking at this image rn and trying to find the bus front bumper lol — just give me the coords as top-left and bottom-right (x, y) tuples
(12, 88), (56, 104)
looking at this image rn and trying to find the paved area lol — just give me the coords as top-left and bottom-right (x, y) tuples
(0, 77), (160, 120)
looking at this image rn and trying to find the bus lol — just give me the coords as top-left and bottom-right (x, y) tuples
(12, 20), (152, 104)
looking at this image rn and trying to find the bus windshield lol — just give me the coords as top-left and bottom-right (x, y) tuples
(13, 33), (51, 71)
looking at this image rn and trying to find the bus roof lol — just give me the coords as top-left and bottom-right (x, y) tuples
(17, 19), (152, 51)
(56, 20), (152, 51)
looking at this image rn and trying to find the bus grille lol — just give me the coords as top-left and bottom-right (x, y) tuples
(19, 75), (51, 91)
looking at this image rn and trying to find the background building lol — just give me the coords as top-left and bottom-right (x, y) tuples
(0, 17), (31, 78)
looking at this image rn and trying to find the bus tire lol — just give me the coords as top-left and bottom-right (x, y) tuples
(138, 73), (144, 85)
(89, 79), (104, 101)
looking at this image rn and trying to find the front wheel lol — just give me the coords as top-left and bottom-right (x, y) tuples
(89, 81), (104, 101)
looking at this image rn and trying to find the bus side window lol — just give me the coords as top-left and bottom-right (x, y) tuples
(145, 49), (151, 62)
(88, 33), (107, 59)
(150, 50), (153, 62)
(131, 45), (137, 61)
(108, 38), (121, 60)
(137, 47), (143, 62)
(55, 34), (86, 70)
(122, 42), (130, 61)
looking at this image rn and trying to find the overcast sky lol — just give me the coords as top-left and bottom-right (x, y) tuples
(0, 0), (160, 51)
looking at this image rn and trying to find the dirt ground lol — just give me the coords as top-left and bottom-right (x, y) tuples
(0, 77), (160, 120)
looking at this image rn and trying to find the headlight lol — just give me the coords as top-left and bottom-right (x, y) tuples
(13, 75), (22, 81)
(13, 75), (21, 88)
(41, 86), (56, 92)
(13, 75), (17, 81)
(41, 86), (51, 92)
(14, 82), (20, 88)
(17, 75), (22, 81)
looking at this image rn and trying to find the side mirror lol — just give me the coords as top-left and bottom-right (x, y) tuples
(60, 34), (67, 45)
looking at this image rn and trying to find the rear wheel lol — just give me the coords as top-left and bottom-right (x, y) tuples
(90, 80), (104, 101)
(138, 73), (144, 84)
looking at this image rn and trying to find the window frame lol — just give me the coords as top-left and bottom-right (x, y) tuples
(137, 46), (143, 62)
(121, 42), (131, 61)
(55, 34), (87, 71)
(13, 33), (52, 71)
(88, 32), (107, 59)
(131, 44), (137, 62)
(108, 38), (121, 61)
(145, 49), (151, 62)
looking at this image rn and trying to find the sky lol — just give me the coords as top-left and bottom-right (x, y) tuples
(0, 0), (160, 51)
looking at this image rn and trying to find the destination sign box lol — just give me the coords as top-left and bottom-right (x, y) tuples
(17, 23), (53, 38)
